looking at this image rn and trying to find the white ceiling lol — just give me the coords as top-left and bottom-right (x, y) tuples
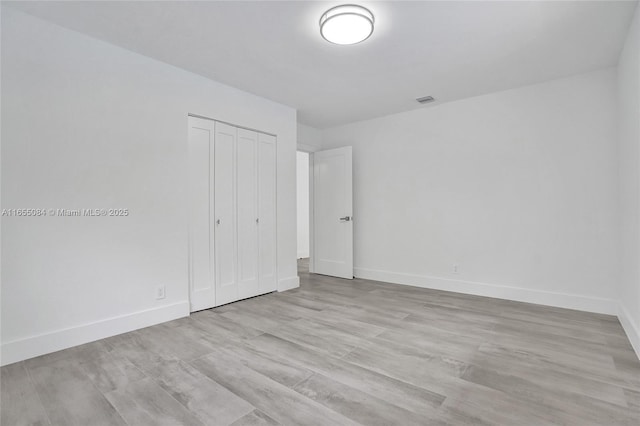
(6, 1), (638, 128)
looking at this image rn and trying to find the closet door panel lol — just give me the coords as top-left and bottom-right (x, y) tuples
(237, 129), (259, 299)
(258, 133), (277, 293)
(214, 122), (238, 306)
(188, 117), (215, 311)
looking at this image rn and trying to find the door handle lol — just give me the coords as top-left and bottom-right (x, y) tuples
(339, 216), (351, 222)
(216, 219), (221, 226)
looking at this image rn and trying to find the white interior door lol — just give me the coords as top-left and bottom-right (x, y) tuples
(312, 146), (353, 279)
(188, 117), (215, 311)
(258, 133), (277, 293)
(214, 122), (238, 305)
(237, 128), (259, 299)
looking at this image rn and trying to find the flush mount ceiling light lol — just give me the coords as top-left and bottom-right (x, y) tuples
(320, 4), (374, 45)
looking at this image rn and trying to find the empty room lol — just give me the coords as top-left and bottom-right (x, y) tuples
(1, 0), (640, 425)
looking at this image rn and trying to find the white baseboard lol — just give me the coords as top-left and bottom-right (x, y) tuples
(354, 267), (618, 315)
(278, 275), (300, 292)
(618, 304), (640, 360)
(0, 301), (190, 366)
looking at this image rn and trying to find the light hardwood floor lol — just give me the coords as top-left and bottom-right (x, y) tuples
(2, 259), (640, 425)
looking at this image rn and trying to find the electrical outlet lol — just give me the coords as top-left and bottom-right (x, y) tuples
(156, 285), (166, 300)
(452, 263), (460, 274)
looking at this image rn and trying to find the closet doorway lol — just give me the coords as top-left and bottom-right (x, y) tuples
(187, 115), (277, 312)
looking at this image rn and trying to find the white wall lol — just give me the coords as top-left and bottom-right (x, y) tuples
(296, 152), (310, 259)
(322, 69), (619, 314)
(0, 8), (298, 365)
(618, 4), (640, 357)
(297, 123), (323, 153)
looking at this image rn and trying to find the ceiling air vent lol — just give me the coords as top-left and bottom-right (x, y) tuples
(416, 96), (435, 104)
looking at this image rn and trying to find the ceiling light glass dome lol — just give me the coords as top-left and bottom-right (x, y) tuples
(320, 4), (375, 45)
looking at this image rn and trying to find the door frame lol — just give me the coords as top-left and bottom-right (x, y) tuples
(297, 143), (354, 277)
(309, 152), (316, 273)
(296, 145), (316, 273)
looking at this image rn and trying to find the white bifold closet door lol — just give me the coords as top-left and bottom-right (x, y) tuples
(237, 129), (259, 299)
(214, 122), (238, 306)
(258, 133), (277, 293)
(188, 116), (277, 311)
(188, 117), (216, 311)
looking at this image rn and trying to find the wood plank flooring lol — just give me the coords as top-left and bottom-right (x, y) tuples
(2, 258), (639, 425)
